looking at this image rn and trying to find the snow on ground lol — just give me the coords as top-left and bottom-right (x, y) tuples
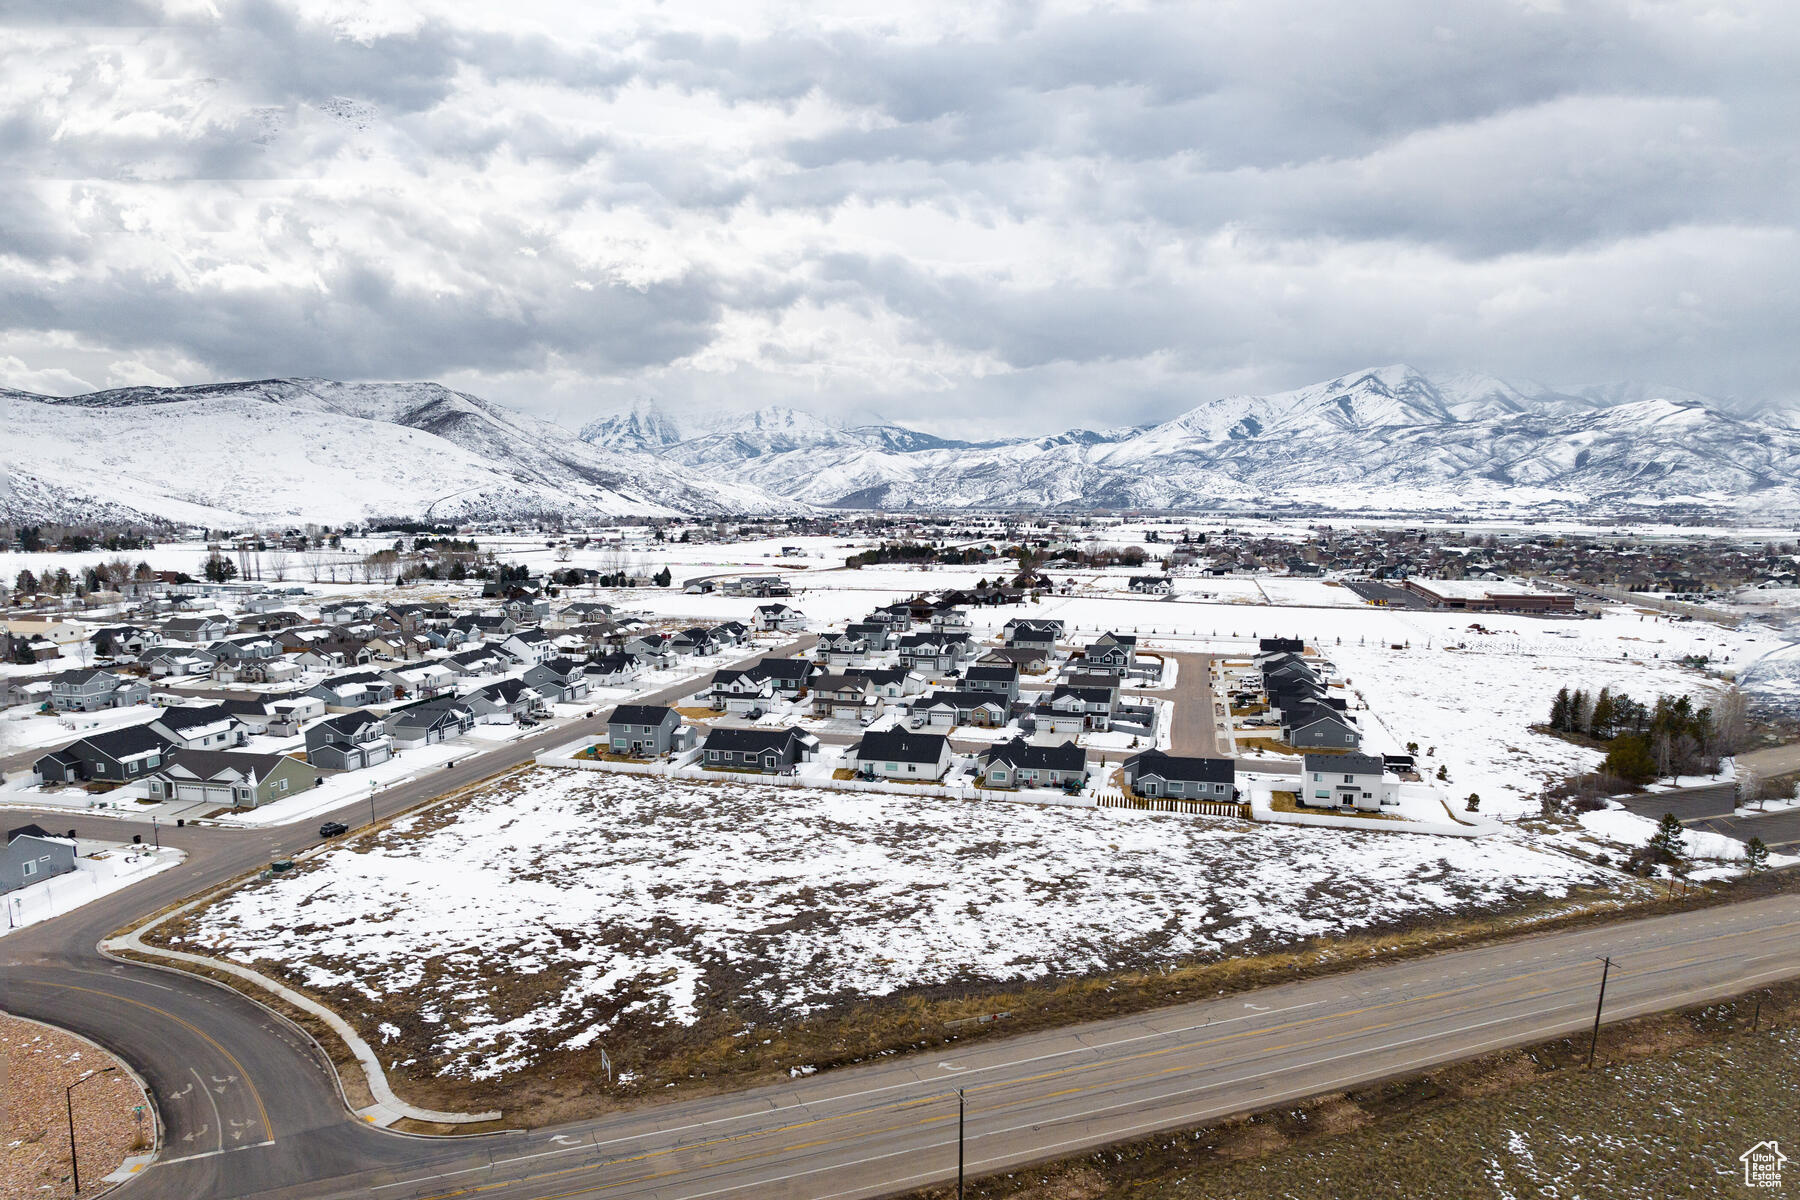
(1333, 640), (1727, 817)
(172, 768), (1617, 1082)
(1, 843), (184, 936)
(0, 703), (157, 756)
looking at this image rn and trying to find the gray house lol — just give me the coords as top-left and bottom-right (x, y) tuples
(1282, 705), (1361, 749)
(385, 697), (476, 749)
(699, 727), (817, 773)
(522, 658), (589, 703)
(2, 825), (77, 895)
(1122, 752), (1236, 800)
(982, 738), (1085, 790)
(960, 663), (1020, 704)
(50, 669), (149, 713)
(605, 704), (682, 757)
(304, 710), (393, 771)
(35, 725), (172, 785)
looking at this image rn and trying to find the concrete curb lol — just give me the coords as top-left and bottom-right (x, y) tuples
(105, 886), (500, 1128)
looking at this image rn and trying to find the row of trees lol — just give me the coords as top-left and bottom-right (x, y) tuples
(1632, 812), (1769, 876)
(1547, 685), (1749, 786)
(15, 560), (159, 597)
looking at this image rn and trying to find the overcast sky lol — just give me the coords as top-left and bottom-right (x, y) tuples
(2, 0), (1795, 436)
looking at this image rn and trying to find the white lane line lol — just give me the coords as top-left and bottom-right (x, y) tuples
(189, 1066), (224, 1155)
(370, 997), (1331, 1191)
(154, 1140), (276, 1167)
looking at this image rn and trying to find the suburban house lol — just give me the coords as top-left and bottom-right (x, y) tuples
(668, 626), (718, 657)
(308, 671), (398, 711)
(1037, 685), (1115, 731)
(147, 704), (248, 751)
(522, 658), (590, 703)
(753, 603), (807, 632)
(385, 697), (477, 749)
(161, 614), (233, 643)
(853, 729), (953, 781)
(90, 625), (158, 658)
(814, 631), (868, 668)
(699, 727), (818, 773)
(145, 749), (320, 809)
(928, 608), (971, 633)
(1003, 619), (1064, 652)
(896, 633), (970, 675)
(381, 661), (458, 700)
(141, 645), (217, 678)
(605, 704), (682, 757)
(209, 633), (283, 663)
(1083, 632), (1136, 671)
(1282, 704), (1362, 750)
(982, 738), (1086, 790)
(268, 695), (327, 735)
(1122, 752), (1236, 801)
(587, 652), (641, 686)
(705, 668), (775, 716)
(808, 674), (882, 720)
(450, 612), (516, 641)
(2, 825), (77, 894)
(911, 690), (1008, 729)
(1301, 752), (1395, 811)
(35, 725), (172, 785)
(465, 678), (545, 723)
(622, 634), (676, 668)
(499, 628), (557, 666)
(751, 657), (814, 695)
(303, 710), (394, 771)
(1129, 576), (1173, 595)
(444, 645), (510, 677)
(980, 646), (1051, 674)
(960, 663), (1020, 704)
(50, 670), (149, 713)
(845, 621), (896, 650)
(845, 666), (924, 699)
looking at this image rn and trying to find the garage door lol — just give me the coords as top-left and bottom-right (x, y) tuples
(174, 781), (227, 803)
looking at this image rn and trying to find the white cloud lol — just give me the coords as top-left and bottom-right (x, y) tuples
(0, 0), (1795, 435)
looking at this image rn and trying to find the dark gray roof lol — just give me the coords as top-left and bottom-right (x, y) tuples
(1305, 752), (1385, 775)
(985, 738), (1084, 771)
(609, 704), (676, 726)
(855, 729), (949, 763)
(1125, 751), (1233, 784)
(702, 727), (806, 754)
(150, 703), (238, 732)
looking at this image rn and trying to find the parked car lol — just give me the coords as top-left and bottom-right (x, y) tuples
(319, 821), (349, 838)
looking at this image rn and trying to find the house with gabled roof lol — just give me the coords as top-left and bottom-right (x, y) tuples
(699, 727), (818, 773)
(148, 704), (248, 751)
(35, 725), (172, 785)
(304, 710), (392, 771)
(852, 729), (952, 780)
(606, 704), (682, 757)
(1122, 752), (1235, 801)
(145, 749), (319, 809)
(982, 738), (1086, 790)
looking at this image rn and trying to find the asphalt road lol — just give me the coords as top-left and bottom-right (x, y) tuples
(102, 891), (1800, 1200)
(5, 633), (1796, 1200)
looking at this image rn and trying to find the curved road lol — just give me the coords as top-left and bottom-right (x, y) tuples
(1, 633), (1794, 1198)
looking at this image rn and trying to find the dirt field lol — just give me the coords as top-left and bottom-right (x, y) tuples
(0, 1013), (152, 1199)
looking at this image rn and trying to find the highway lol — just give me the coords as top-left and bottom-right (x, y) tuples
(1, 631), (1795, 1199)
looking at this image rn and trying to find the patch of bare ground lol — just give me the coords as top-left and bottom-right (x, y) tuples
(899, 976), (1800, 1200)
(136, 872), (1800, 1129)
(1, 1013), (151, 1200)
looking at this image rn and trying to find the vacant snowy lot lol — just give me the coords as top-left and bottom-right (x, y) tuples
(169, 769), (1615, 1084)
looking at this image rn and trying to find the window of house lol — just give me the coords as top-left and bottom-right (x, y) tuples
(22, 859), (37, 877)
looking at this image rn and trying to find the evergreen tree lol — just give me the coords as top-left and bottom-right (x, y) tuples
(1574, 689), (1596, 735)
(1603, 733), (1657, 785)
(654, 566), (672, 588)
(1744, 837), (1770, 873)
(1648, 812), (1687, 862)
(1549, 686), (1572, 732)
(1590, 688), (1616, 739)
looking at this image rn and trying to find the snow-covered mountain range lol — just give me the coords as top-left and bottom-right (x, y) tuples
(0, 379), (800, 526)
(4, 366), (1791, 525)
(581, 366), (1800, 515)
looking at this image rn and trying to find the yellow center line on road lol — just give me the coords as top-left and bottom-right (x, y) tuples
(31, 979), (275, 1143)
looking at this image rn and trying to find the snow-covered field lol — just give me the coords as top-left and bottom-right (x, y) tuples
(170, 768), (1617, 1082)
(1333, 640), (1730, 816)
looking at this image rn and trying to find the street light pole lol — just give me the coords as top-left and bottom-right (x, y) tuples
(369, 781), (377, 828)
(66, 1066), (118, 1195)
(957, 1088), (965, 1200)
(150, 815), (159, 849)
(1587, 956), (1615, 1068)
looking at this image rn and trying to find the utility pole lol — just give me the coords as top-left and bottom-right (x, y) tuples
(369, 781), (377, 828)
(150, 815), (159, 850)
(1587, 956), (1614, 1068)
(957, 1088), (965, 1200)
(67, 1066), (118, 1194)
